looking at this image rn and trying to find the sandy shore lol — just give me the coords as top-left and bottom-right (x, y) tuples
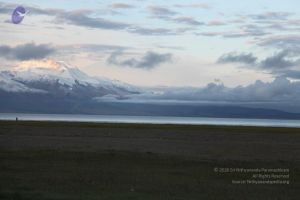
(0, 121), (299, 199)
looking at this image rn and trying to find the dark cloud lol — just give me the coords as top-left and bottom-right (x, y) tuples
(217, 49), (300, 79)
(217, 52), (257, 65)
(260, 50), (298, 69)
(107, 51), (173, 69)
(257, 35), (300, 73)
(0, 43), (55, 60)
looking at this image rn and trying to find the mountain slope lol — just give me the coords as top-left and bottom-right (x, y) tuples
(0, 60), (139, 98)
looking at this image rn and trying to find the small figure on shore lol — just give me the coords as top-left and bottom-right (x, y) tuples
(16, 117), (18, 122)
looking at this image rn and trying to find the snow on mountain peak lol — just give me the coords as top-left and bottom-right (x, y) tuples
(0, 59), (139, 95)
(10, 59), (100, 86)
(14, 59), (72, 72)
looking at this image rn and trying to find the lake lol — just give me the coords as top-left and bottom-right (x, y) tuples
(0, 113), (300, 128)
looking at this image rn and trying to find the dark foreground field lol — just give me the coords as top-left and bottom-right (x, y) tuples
(0, 121), (299, 199)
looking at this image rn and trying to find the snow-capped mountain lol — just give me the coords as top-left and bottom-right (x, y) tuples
(0, 60), (139, 97)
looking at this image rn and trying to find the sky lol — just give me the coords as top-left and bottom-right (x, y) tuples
(1, 0), (300, 87)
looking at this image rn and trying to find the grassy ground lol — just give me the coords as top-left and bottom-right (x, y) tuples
(0, 121), (299, 199)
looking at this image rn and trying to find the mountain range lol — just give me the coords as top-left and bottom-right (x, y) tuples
(1, 59), (300, 119)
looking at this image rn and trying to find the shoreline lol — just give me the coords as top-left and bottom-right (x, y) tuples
(1, 113), (300, 129)
(1, 119), (300, 130)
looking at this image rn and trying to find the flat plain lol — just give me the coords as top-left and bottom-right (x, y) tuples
(0, 121), (299, 199)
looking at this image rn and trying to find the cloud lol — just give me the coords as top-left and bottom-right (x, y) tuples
(197, 11), (297, 39)
(0, 2), (65, 16)
(248, 12), (292, 21)
(107, 51), (173, 69)
(148, 6), (177, 19)
(217, 49), (300, 79)
(0, 43), (55, 61)
(1, 2), (124, 30)
(260, 50), (299, 69)
(207, 20), (226, 26)
(0, 2), (179, 36)
(99, 77), (300, 107)
(110, 3), (135, 9)
(147, 5), (205, 27)
(57, 11), (130, 30)
(217, 52), (257, 65)
(129, 27), (177, 36)
(173, 17), (204, 26)
(173, 3), (211, 9)
(258, 35), (300, 50)
(61, 44), (129, 53)
(280, 70), (300, 79)
(199, 28), (269, 38)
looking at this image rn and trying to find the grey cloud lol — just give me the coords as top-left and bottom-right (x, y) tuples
(0, 2), (178, 36)
(58, 44), (130, 57)
(173, 17), (204, 26)
(197, 32), (220, 37)
(107, 51), (173, 69)
(249, 12), (292, 21)
(173, 4), (211, 9)
(67, 44), (128, 52)
(110, 3), (135, 9)
(58, 12), (181, 36)
(147, 5), (204, 27)
(129, 27), (175, 36)
(117, 77), (300, 105)
(0, 43), (55, 60)
(199, 28), (269, 38)
(0, 3), (13, 14)
(280, 70), (300, 79)
(148, 6), (177, 19)
(197, 11), (298, 39)
(217, 52), (257, 65)
(240, 24), (270, 36)
(217, 51), (300, 69)
(57, 12), (130, 30)
(217, 49), (300, 79)
(0, 2), (64, 16)
(259, 35), (300, 50)
(207, 20), (226, 26)
(260, 51), (298, 69)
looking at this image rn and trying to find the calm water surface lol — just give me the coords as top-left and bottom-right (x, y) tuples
(0, 113), (300, 128)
